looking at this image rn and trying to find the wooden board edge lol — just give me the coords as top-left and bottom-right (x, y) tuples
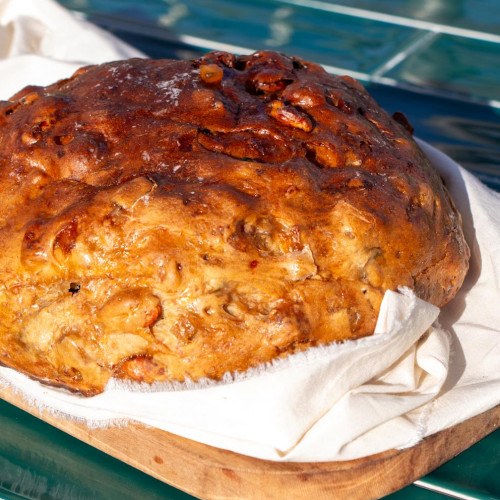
(1, 384), (498, 500)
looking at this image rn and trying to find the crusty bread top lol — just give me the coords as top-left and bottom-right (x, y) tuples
(0, 51), (469, 395)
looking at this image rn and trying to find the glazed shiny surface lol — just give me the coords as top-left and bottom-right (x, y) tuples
(0, 51), (469, 395)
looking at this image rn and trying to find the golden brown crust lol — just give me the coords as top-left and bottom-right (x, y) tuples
(0, 51), (469, 395)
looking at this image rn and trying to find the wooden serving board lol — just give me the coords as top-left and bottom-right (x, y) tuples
(1, 384), (498, 500)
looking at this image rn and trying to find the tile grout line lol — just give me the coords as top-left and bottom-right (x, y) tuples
(178, 34), (255, 56)
(371, 31), (439, 78)
(275, 0), (500, 43)
(413, 480), (487, 500)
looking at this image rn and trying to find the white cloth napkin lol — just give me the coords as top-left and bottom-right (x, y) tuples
(0, 0), (499, 463)
(0, 0), (143, 98)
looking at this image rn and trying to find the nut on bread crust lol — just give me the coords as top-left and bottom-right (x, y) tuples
(0, 51), (469, 395)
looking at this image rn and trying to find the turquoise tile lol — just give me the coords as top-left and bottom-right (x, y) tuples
(417, 429), (500, 498)
(58, 0), (422, 75)
(58, 0), (177, 23)
(385, 429), (500, 498)
(257, 4), (422, 75)
(0, 399), (196, 500)
(306, 0), (500, 36)
(384, 34), (500, 103)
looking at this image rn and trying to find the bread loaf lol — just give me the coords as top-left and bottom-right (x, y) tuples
(0, 51), (469, 395)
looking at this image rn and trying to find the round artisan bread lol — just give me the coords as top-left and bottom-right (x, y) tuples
(0, 51), (469, 395)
